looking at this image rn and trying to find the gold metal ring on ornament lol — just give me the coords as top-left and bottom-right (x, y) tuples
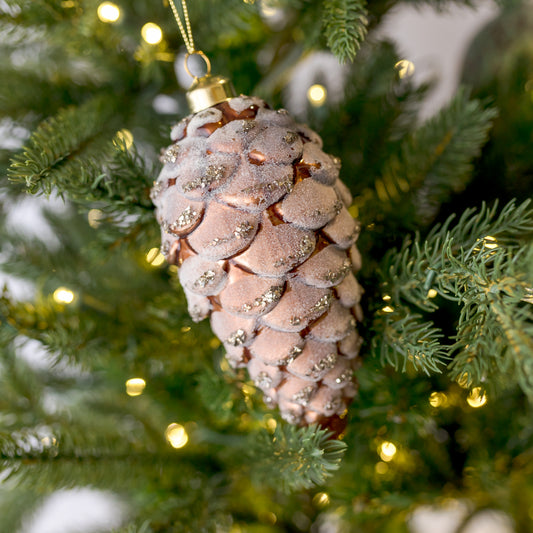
(184, 51), (211, 79)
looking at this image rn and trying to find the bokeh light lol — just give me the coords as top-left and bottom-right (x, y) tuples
(467, 387), (487, 408)
(53, 287), (75, 304)
(126, 378), (146, 397)
(379, 441), (397, 462)
(115, 129), (134, 149)
(146, 247), (165, 266)
(395, 59), (415, 79)
(165, 423), (189, 448)
(307, 84), (327, 107)
(97, 2), (121, 23)
(142, 23), (163, 45)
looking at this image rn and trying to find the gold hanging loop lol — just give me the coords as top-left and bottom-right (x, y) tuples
(165, 0), (237, 112)
(184, 50), (212, 80)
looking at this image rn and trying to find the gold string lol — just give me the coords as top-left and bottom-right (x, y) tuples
(167, 0), (195, 54)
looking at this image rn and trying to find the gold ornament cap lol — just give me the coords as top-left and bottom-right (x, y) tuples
(186, 74), (236, 114)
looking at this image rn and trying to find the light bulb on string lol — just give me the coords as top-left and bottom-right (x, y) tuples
(307, 84), (327, 107)
(467, 387), (487, 408)
(395, 59), (415, 79)
(142, 23), (163, 45)
(53, 287), (75, 304)
(165, 423), (189, 448)
(97, 2), (121, 23)
(126, 378), (146, 396)
(378, 441), (397, 461)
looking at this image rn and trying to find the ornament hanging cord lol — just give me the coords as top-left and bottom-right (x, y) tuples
(166, 0), (211, 78)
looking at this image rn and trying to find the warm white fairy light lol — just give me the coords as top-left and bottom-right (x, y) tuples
(88, 209), (104, 228)
(126, 378), (146, 397)
(53, 287), (75, 304)
(467, 387), (487, 408)
(97, 2), (121, 23)
(382, 305), (394, 313)
(378, 441), (397, 462)
(142, 22), (163, 45)
(165, 423), (189, 448)
(115, 129), (134, 149)
(313, 492), (330, 507)
(307, 84), (327, 107)
(395, 59), (415, 79)
(146, 247), (165, 266)
(483, 235), (498, 250)
(429, 391), (448, 408)
(427, 288), (438, 298)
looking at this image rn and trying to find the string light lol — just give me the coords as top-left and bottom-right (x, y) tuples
(88, 208), (104, 228)
(467, 387), (487, 408)
(97, 2), (121, 23)
(382, 305), (394, 313)
(395, 59), (415, 79)
(429, 391), (448, 408)
(263, 416), (277, 432)
(165, 423), (189, 448)
(126, 378), (146, 397)
(483, 235), (498, 250)
(53, 287), (75, 304)
(313, 492), (330, 507)
(382, 294), (392, 301)
(115, 129), (134, 150)
(260, 0), (281, 18)
(142, 22), (163, 45)
(378, 441), (397, 462)
(307, 84), (327, 107)
(427, 288), (438, 298)
(146, 247), (165, 266)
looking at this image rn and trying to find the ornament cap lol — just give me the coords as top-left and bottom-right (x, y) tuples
(186, 75), (237, 114)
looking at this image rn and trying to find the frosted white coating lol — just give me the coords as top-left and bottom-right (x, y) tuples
(187, 202), (260, 260)
(178, 255), (227, 296)
(260, 280), (331, 332)
(280, 179), (340, 229)
(294, 245), (350, 288)
(300, 142), (338, 185)
(309, 300), (355, 342)
(323, 207), (359, 249)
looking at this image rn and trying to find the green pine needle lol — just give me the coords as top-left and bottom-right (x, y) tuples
(248, 424), (347, 492)
(378, 88), (497, 222)
(377, 199), (533, 394)
(323, 0), (368, 63)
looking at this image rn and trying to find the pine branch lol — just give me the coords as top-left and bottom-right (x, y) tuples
(323, 0), (368, 63)
(376, 199), (533, 393)
(248, 425), (347, 492)
(377, 88), (497, 223)
(8, 96), (116, 194)
(7, 97), (153, 212)
(373, 308), (449, 374)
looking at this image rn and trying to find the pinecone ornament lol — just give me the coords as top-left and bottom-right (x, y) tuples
(152, 95), (363, 426)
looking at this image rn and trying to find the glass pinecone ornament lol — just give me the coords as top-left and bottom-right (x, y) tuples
(151, 94), (363, 426)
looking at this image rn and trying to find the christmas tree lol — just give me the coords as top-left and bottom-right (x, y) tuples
(1, 0), (532, 531)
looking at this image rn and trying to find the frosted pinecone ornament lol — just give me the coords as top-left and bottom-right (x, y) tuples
(151, 73), (363, 427)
